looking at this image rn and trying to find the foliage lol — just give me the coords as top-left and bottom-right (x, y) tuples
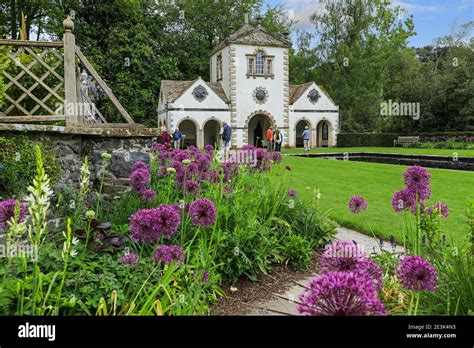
(0, 135), (61, 197)
(336, 132), (474, 147)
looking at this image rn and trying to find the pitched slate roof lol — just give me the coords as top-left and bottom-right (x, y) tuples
(160, 79), (229, 104)
(289, 82), (313, 105)
(289, 82), (337, 106)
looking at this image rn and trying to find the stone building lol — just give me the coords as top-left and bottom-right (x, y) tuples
(157, 20), (339, 149)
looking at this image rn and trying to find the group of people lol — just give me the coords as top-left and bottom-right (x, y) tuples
(159, 122), (232, 151)
(160, 125), (184, 149)
(160, 122), (310, 152)
(265, 127), (284, 152)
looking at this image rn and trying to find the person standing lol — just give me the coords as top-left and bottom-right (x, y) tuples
(273, 127), (283, 152)
(302, 125), (310, 151)
(161, 126), (171, 148)
(266, 127), (273, 152)
(221, 121), (232, 157)
(172, 127), (183, 149)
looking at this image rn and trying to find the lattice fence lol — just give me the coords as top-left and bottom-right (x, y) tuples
(0, 16), (135, 126)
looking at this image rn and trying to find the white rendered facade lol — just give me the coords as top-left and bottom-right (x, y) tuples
(158, 23), (339, 149)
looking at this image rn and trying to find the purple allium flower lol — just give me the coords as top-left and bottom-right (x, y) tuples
(132, 161), (149, 172)
(431, 201), (449, 218)
(141, 189), (157, 202)
(356, 258), (383, 291)
(184, 179), (200, 196)
(298, 271), (387, 316)
(130, 168), (150, 193)
(392, 188), (416, 212)
(120, 253), (139, 267)
(151, 143), (165, 153)
(348, 195), (368, 214)
(272, 151), (283, 164)
(397, 255), (438, 292)
(403, 165), (431, 201)
(188, 198), (217, 227)
(209, 170), (220, 184)
(129, 205), (181, 243)
(153, 244), (185, 265)
(240, 145), (257, 151)
(204, 144), (214, 154)
(174, 150), (191, 162)
(196, 155), (211, 172)
(320, 241), (365, 273)
(158, 166), (168, 177)
(0, 199), (27, 229)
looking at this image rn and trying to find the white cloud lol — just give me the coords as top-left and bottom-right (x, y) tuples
(284, 0), (325, 30)
(392, 1), (442, 13)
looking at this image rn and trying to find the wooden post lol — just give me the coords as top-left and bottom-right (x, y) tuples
(63, 16), (79, 125)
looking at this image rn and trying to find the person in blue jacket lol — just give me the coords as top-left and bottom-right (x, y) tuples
(302, 125), (310, 151)
(172, 127), (183, 149)
(221, 121), (232, 155)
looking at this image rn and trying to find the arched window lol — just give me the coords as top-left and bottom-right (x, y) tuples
(322, 122), (329, 141)
(255, 50), (264, 75)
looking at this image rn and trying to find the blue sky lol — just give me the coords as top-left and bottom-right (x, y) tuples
(264, 0), (474, 47)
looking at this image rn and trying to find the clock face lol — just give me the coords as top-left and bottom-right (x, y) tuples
(308, 89), (320, 103)
(193, 85), (208, 101)
(255, 89), (266, 101)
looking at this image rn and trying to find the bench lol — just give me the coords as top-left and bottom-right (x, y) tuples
(393, 136), (420, 147)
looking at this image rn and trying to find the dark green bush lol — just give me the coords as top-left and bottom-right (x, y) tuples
(0, 135), (61, 197)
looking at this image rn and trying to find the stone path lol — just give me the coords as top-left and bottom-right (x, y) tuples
(247, 226), (404, 315)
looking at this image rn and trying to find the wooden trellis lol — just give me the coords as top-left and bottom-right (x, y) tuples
(0, 16), (135, 126)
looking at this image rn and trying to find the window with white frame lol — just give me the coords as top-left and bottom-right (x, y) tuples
(246, 49), (274, 78)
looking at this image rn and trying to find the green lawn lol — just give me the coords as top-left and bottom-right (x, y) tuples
(272, 155), (474, 245)
(282, 146), (474, 157)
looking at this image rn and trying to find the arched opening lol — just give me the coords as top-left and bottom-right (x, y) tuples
(178, 119), (197, 148)
(295, 119), (311, 148)
(317, 120), (330, 147)
(203, 119), (221, 148)
(248, 114), (272, 147)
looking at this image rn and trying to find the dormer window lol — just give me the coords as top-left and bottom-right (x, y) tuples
(246, 49), (274, 78)
(216, 54), (223, 81)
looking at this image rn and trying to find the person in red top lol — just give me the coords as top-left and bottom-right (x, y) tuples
(266, 127), (273, 152)
(161, 127), (171, 148)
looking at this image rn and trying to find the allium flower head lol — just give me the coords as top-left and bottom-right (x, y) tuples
(120, 253), (139, 267)
(403, 165), (431, 201)
(153, 244), (185, 265)
(272, 151), (283, 164)
(348, 195), (368, 214)
(184, 179), (200, 196)
(129, 205), (181, 243)
(188, 198), (217, 227)
(431, 201), (449, 218)
(287, 189), (298, 197)
(0, 199), (27, 229)
(132, 161), (149, 172)
(130, 168), (150, 193)
(397, 255), (438, 292)
(392, 187), (416, 213)
(141, 189), (157, 202)
(298, 271), (386, 316)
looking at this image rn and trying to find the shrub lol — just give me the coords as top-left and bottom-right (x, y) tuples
(0, 135), (61, 197)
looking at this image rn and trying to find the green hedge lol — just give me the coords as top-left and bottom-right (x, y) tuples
(337, 132), (474, 147)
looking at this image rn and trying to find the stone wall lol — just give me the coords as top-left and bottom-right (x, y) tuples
(0, 125), (158, 196)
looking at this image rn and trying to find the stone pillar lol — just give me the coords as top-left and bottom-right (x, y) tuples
(282, 49), (290, 147)
(63, 16), (79, 125)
